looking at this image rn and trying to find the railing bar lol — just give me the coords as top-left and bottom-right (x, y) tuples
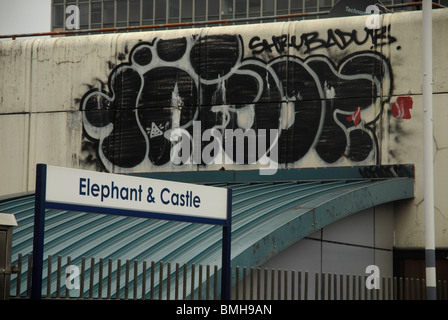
(399, 277), (404, 300)
(133, 260), (138, 300)
(271, 269), (275, 300)
(322, 273), (326, 300)
(142, 261), (147, 300)
(364, 275), (368, 300)
(175, 263), (179, 300)
(352, 274), (356, 300)
(263, 268), (268, 300)
(167, 262), (171, 300)
(244, 267), (249, 300)
(107, 259), (112, 299)
(257, 268), (261, 300)
(159, 261), (164, 300)
(15, 253), (22, 298)
(198, 264), (203, 300)
(46, 255), (52, 298)
(340, 274), (343, 300)
(80, 257), (86, 299)
(182, 263), (187, 300)
(393, 277), (397, 300)
(213, 265), (218, 300)
(235, 266), (240, 300)
(124, 260), (130, 300)
(99, 258), (103, 299)
(304, 271), (308, 300)
(404, 278), (409, 300)
(206, 265), (210, 300)
(278, 269), (282, 300)
(334, 273), (337, 300)
(291, 270), (295, 301)
(56, 255), (62, 298)
(116, 259), (121, 300)
(191, 263), (195, 300)
(345, 274), (350, 300)
(314, 273), (318, 300)
(89, 257), (95, 299)
(250, 267), (254, 300)
(66, 256), (72, 299)
(150, 261), (155, 300)
(358, 275), (362, 300)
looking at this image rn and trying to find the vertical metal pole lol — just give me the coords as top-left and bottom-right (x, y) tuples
(422, 0), (437, 300)
(221, 188), (232, 300)
(31, 164), (47, 300)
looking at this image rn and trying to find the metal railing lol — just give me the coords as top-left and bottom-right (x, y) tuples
(9, 253), (448, 300)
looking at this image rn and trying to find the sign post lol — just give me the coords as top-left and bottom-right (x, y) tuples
(31, 164), (232, 300)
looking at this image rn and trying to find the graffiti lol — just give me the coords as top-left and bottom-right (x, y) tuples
(80, 31), (393, 173)
(248, 26), (397, 55)
(391, 96), (413, 120)
(358, 165), (415, 179)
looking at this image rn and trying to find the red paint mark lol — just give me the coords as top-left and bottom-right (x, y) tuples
(392, 96), (413, 119)
(346, 107), (361, 127)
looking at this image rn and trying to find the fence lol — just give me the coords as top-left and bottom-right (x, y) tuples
(9, 253), (448, 300)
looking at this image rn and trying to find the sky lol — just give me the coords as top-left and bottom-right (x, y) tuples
(0, 0), (51, 37)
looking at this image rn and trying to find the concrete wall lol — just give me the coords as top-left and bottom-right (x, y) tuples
(262, 204), (394, 278)
(260, 203), (394, 298)
(1, 9), (448, 249)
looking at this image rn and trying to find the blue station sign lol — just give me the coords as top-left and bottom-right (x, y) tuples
(31, 164), (232, 300)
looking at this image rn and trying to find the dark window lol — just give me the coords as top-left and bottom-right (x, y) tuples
(129, 0), (141, 24)
(305, 0), (316, 12)
(117, 0), (128, 22)
(79, 3), (90, 28)
(195, 0), (206, 21)
(142, 0), (154, 20)
(235, 0), (247, 18)
(91, 2), (102, 24)
(155, 0), (166, 23)
(52, 4), (64, 28)
(249, 0), (261, 17)
(103, 1), (115, 24)
(208, 0), (220, 20)
(277, 0), (289, 14)
(169, 0), (180, 22)
(263, 0), (274, 16)
(222, 0), (233, 19)
(181, 0), (193, 21)
(290, 0), (304, 12)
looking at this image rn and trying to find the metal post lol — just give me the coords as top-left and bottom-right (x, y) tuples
(422, 0), (437, 300)
(31, 164), (47, 300)
(221, 188), (232, 300)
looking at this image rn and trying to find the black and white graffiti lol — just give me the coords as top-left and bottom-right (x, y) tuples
(80, 31), (392, 173)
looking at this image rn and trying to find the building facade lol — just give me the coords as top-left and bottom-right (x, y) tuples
(1, 1), (448, 298)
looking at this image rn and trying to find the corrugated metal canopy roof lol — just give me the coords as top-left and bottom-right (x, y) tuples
(0, 165), (414, 298)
